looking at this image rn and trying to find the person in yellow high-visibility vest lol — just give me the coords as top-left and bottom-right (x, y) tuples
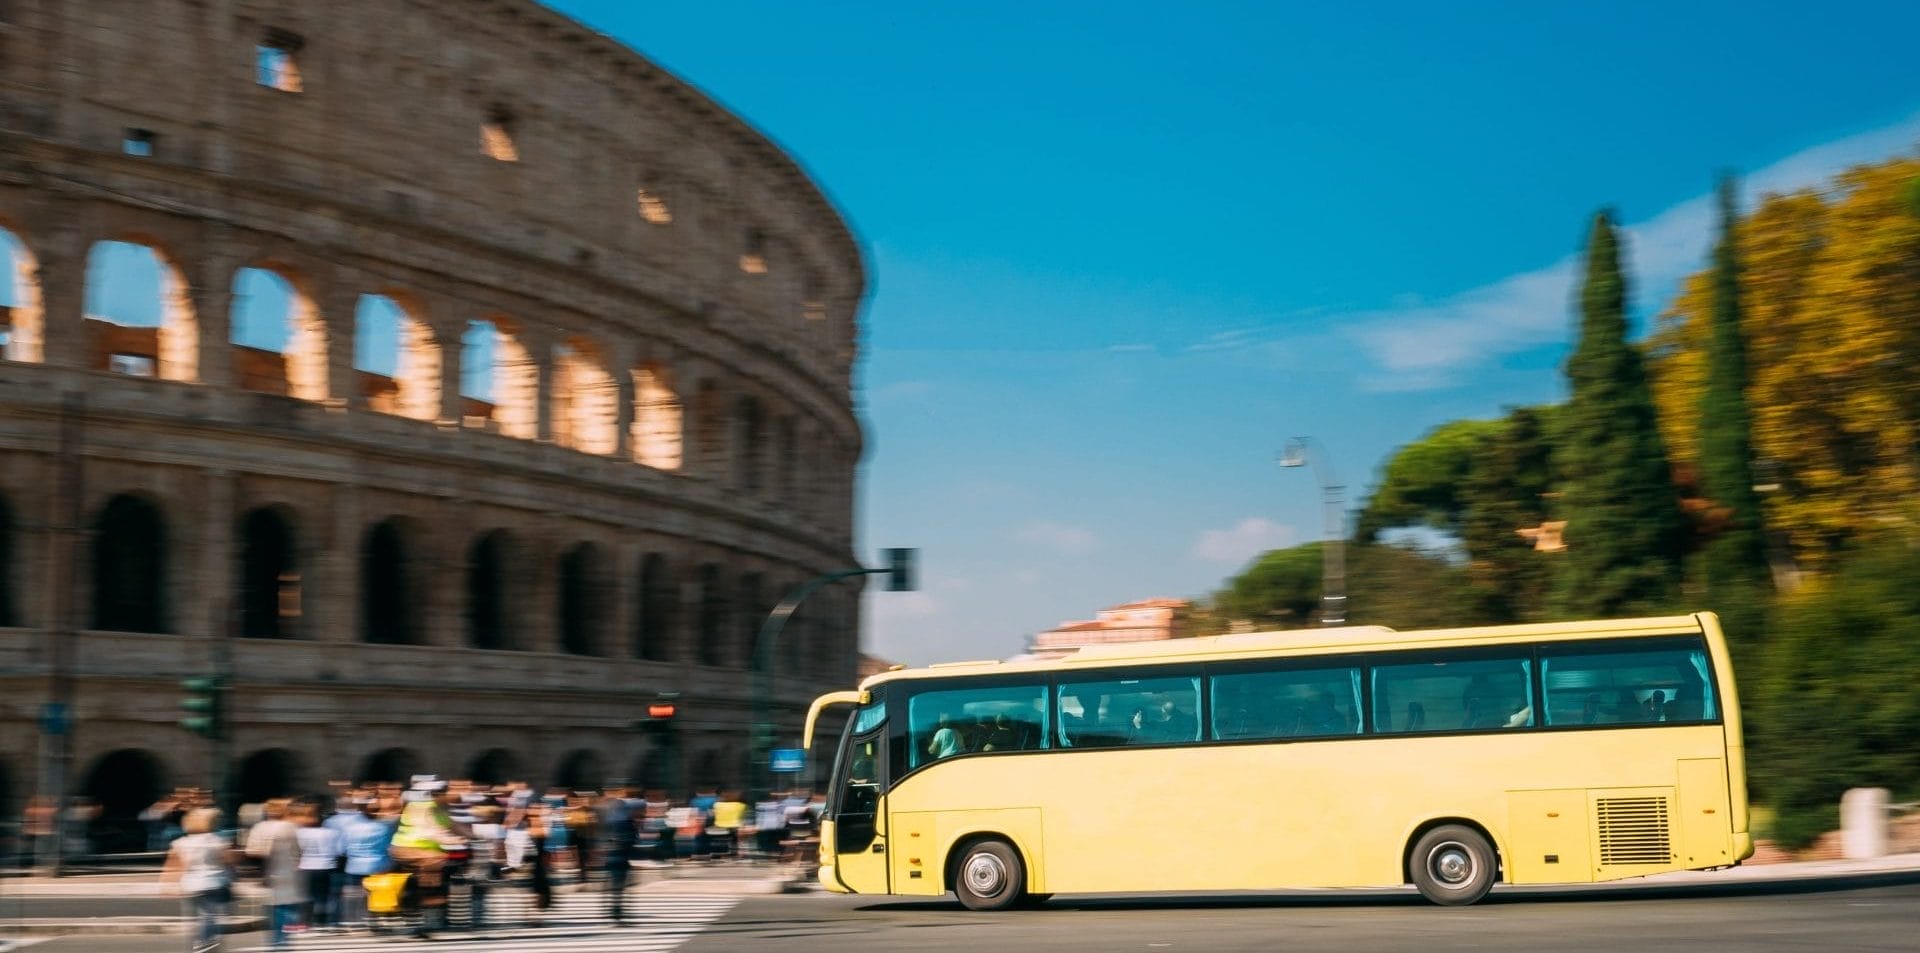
(388, 777), (462, 937)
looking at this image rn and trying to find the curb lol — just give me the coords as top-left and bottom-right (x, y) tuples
(3, 915), (265, 937)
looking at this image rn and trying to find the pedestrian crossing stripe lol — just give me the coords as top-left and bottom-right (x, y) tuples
(242, 893), (740, 953)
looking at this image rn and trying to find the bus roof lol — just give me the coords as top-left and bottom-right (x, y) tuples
(858, 613), (1710, 690)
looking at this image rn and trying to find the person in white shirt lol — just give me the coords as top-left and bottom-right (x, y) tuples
(294, 802), (345, 931)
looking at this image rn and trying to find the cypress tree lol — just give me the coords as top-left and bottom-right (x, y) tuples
(1697, 176), (1771, 600)
(1557, 212), (1687, 617)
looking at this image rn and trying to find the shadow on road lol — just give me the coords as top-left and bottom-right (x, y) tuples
(853, 869), (1920, 913)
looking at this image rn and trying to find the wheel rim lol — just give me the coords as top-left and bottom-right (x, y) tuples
(963, 851), (1008, 897)
(1427, 841), (1474, 886)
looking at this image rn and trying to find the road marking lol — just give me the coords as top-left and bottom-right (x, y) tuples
(238, 893), (739, 953)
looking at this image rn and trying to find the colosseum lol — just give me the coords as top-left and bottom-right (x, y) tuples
(0, 0), (867, 850)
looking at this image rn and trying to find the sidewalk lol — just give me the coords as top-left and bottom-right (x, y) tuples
(0, 862), (813, 936)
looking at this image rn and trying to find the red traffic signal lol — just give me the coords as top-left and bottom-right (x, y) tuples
(646, 702), (677, 719)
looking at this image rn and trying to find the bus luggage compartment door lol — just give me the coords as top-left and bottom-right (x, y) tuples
(1506, 789), (1591, 883)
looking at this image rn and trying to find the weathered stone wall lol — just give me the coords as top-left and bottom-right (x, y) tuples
(0, 0), (866, 815)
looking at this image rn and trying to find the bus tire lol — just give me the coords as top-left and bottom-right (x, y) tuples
(1016, 892), (1053, 908)
(953, 839), (1024, 911)
(1409, 824), (1496, 906)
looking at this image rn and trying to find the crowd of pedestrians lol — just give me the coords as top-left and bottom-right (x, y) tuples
(147, 777), (826, 952)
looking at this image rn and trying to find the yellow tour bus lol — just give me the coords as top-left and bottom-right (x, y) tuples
(803, 612), (1751, 908)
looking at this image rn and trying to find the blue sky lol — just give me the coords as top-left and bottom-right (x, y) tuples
(52, 3), (1920, 666)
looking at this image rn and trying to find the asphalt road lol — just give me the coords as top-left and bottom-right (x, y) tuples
(683, 880), (1920, 953)
(6, 878), (1917, 952)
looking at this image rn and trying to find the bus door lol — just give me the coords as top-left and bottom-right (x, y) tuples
(827, 699), (891, 894)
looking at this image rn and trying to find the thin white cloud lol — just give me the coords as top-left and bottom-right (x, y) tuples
(1016, 520), (1099, 555)
(1192, 516), (1296, 565)
(1345, 110), (1920, 390)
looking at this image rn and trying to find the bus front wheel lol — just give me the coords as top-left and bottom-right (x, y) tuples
(1409, 824), (1496, 906)
(953, 839), (1025, 911)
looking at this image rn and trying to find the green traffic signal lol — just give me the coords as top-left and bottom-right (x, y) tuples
(179, 674), (225, 739)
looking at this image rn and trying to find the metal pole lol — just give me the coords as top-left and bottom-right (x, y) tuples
(749, 567), (884, 801)
(1282, 436), (1346, 626)
(38, 392), (84, 874)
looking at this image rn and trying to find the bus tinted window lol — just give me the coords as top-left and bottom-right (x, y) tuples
(906, 683), (1048, 768)
(1212, 666), (1362, 741)
(1372, 653), (1534, 733)
(1058, 675), (1200, 747)
(1539, 641), (1718, 726)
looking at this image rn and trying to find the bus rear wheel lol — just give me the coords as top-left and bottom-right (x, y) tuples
(1409, 824), (1496, 906)
(953, 839), (1025, 911)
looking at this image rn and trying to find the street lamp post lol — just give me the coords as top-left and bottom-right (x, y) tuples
(1280, 436), (1346, 626)
(748, 549), (915, 800)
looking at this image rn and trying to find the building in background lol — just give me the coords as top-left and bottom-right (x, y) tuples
(1022, 598), (1192, 660)
(0, 0), (865, 851)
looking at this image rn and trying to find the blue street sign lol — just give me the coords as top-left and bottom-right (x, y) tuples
(39, 701), (68, 736)
(769, 748), (805, 773)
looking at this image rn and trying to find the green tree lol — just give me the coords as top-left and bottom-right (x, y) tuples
(1354, 418), (1504, 543)
(1558, 212), (1686, 617)
(1209, 543), (1324, 631)
(1460, 406), (1558, 622)
(1345, 543), (1477, 630)
(1692, 176), (1773, 648)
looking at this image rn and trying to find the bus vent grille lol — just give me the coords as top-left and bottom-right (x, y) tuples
(1596, 796), (1671, 865)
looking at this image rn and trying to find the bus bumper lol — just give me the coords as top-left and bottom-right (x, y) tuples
(1733, 831), (1754, 862)
(818, 863), (852, 893)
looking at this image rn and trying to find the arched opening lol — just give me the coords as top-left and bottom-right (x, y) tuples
(631, 364), (683, 469)
(0, 226), (45, 363)
(84, 240), (198, 382)
(635, 552), (674, 661)
(230, 266), (327, 400)
(783, 580), (808, 676)
(736, 571), (764, 669)
(81, 748), (165, 854)
(557, 541), (603, 656)
(92, 494), (166, 633)
(696, 562), (728, 667)
(236, 748), (303, 804)
(0, 493), (14, 627)
(736, 396), (766, 494)
(353, 293), (439, 421)
(632, 746), (672, 796)
(238, 506), (299, 639)
(356, 747), (422, 786)
(552, 749), (605, 793)
(693, 750), (722, 790)
(775, 415), (798, 504)
(467, 530), (511, 650)
(467, 748), (518, 786)
(361, 518), (417, 645)
(461, 317), (536, 439)
(551, 338), (617, 455)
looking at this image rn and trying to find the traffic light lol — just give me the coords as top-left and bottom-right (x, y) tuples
(884, 547), (917, 592)
(180, 674), (226, 739)
(634, 698), (678, 735)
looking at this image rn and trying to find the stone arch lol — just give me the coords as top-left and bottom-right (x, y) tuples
(631, 363), (682, 469)
(238, 505), (300, 639)
(236, 747), (304, 804)
(466, 529), (513, 650)
(81, 748), (166, 854)
(695, 562), (728, 667)
(552, 748), (606, 793)
(557, 540), (606, 656)
(83, 239), (198, 382)
(774, 413), (798, 504)
(92, 493), (167, 633)
(230, 264), (328, 400)
(361, 517), (422, 645)
(551, 336), (617, 455)
(466, 748), (518, 786)
(353, 291), (440, 421)
(635, 551), (675, 661)
(0, 224), (45, 363)
(460, 316), (537, 437)
(782, 578), (808, 676)
(356, 747), (422, 786)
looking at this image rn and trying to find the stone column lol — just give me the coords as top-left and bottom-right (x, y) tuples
(186, 229), (240, 390)
(318, 277), (362, 412)
(611, 340), (637, 461)
(433, 311), (466, 429)
(33, 230), (90, 369)
(319, 483), (361, 644)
